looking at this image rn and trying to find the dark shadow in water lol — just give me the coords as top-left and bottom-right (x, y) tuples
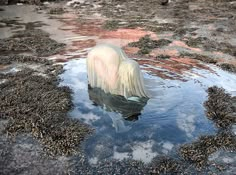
(88, 85), (149, 121)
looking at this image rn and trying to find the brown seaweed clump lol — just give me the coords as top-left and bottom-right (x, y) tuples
(217, 63), (236, 73)
(179, 52), (217, 64)
(128, 35), (172, 55)
(0, 55), (51, 65)
(184, 37), (236, 57)
(102, 20), (120, 30)
(204, 86), (236, 128)
(0, 28), (65, 57)
(179, 52), (236, 73)
(173, 27), (198, 39)
(179, 130), (236, 169)
(146, 23), (177, 33)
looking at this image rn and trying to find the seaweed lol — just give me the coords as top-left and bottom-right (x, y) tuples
(128, 35), (171, 55)
(180, 130), (236, 169)
(204, 86), (236, 128)
(102, 20), (120, 30)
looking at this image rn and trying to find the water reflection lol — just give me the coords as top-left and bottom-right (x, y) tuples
(88, 86), (148, 133)
(88, 86), (148, 120)
(60, 59), (236, 164)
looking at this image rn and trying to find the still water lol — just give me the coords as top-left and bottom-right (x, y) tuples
(60, 58), (236, 164)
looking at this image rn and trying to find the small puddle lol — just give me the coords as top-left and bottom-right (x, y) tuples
(60, 58), (236, 164)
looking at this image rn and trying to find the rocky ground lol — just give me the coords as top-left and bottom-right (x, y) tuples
(0, 20), (93, 174)
(0, 0), (236, 174)
(55, 0), (236, 79)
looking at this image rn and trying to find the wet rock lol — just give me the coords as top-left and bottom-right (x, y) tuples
(0, 134), (69, 175)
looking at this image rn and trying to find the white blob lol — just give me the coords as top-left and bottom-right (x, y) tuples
(87, 44), (149, 98)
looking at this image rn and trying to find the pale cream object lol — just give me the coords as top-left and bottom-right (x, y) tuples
(87, 44), (149, 98)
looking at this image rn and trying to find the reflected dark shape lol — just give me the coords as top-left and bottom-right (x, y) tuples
(88, 85), (148, 121)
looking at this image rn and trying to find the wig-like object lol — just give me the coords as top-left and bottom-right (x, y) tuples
(87, 44), (149, 98)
